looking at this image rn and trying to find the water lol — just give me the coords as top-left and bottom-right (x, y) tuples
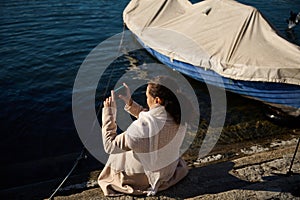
(0, 0), (300, 190)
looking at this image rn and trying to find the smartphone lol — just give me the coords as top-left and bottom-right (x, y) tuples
(114, 85), (126, 96)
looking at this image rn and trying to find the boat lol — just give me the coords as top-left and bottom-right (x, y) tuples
(123, 0), (300, 117)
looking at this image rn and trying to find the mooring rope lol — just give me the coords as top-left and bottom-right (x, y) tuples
(48, 24), (127, 200)
(48, 148), (85, 200)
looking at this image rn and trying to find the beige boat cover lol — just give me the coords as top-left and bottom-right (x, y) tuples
(123, 0), (300, 85)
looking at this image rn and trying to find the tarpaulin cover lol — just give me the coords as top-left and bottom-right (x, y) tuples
(123, 0), (300, 85)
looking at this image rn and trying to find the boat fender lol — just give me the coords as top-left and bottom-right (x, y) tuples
(264, 106), (300, 128)
(286, 11), (300, 30)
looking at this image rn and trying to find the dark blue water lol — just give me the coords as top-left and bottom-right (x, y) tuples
(0, 0), (300, 190)
(0, 0), (129, 189)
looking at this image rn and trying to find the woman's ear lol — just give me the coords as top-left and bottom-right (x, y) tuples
(155, 97), (162, 104)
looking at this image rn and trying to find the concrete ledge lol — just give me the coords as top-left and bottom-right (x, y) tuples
(52, 140), (300, 200)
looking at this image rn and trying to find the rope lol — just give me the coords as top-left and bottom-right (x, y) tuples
(48, 24), (127, 199)
(101, 23), (127, 99)
(287, 136), (300, 176)
(87, 23), (127, 142)
(48, 148), (85, 200)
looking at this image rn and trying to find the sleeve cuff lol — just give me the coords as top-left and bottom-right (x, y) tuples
(102, 107), (117, 122)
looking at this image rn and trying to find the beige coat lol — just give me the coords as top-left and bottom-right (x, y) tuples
(98, 102), (188, 196)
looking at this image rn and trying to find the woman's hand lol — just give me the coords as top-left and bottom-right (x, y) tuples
(104, 90), (116, 108)
(118, 83), (133, 106)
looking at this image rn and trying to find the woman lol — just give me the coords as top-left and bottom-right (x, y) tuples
(98, 76), (190, 196)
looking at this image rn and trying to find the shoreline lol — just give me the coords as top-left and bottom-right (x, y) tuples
(1, 132), (299, 200)
(54, 133), (300, 199)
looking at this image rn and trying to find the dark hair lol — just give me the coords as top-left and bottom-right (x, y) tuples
(148, 76), (192, 124)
